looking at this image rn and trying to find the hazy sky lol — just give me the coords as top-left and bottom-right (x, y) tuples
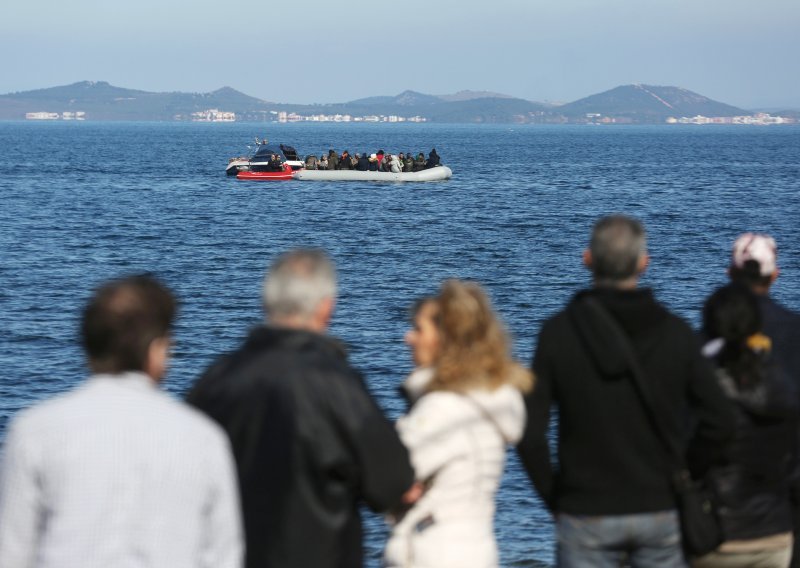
(2, 0), (798, 108)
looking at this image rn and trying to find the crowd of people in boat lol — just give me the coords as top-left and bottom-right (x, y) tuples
(304, 148), (441, 172)
(2, 217), (800, 568)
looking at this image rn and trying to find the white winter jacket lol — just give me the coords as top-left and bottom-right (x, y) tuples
(384, 368), (527, 568)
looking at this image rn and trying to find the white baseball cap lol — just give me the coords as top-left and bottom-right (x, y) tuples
(732, 233), (777, 276)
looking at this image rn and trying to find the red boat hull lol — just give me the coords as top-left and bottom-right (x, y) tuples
(236, 167), (294, 181)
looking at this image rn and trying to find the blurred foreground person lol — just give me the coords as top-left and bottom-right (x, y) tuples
(187, 249), (414, 568)
(517, 215), (735, 567)
(726, 233), (800, 566)
(0, 275), (243, 568)
(691, 284), (798, 568)
(384, 280), (533, 568)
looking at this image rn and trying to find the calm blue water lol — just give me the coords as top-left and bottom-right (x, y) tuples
(1, 121), (799, 566)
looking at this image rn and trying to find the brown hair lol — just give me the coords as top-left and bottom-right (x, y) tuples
(81, 275), (176, 374)
(428, 280), (533, 394)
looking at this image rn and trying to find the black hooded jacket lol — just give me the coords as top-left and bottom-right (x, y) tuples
(517, 287), (736, 516)
(423, 149), (440, 169)
(187, 327), (414, 568)
(699, 355), (798, 542)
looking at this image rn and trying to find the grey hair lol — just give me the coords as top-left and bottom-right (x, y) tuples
(590, 215), (647, 284)
(262, 249), (337, 319)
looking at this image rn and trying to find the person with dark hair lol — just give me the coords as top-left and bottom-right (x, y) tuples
(691, 284), (798, 568)
(403, 153), (414, 172)
(187, 249), (415, 568)
(0, 275), (243, 568)
(267, 153), (283, 172)
(355, 152), (369, 171)
(424, 148), (440, 169)
(338, 150), (352, 170)
(517, 215), (736, 566)
(327, 149), (339, 171)
(413, 152), (426, 172)
(726, 233), (800, 566)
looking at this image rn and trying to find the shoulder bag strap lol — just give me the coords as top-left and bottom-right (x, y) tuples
(570, 296), (687, 476)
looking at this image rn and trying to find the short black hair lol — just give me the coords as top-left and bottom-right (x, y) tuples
(729, 260), (773, 288)
(81, 275), (176, 374)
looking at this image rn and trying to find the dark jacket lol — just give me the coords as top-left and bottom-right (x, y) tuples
(517, 287), (736, 516)
(757, 295), (800, 565)
(328, 153), (339, 170)
(699, 357), (798, 542)
(338, 154), (352, 170)
(356, 155), (369, 171)
(187, 327), (414, 568)
(424, 149), (440, 169)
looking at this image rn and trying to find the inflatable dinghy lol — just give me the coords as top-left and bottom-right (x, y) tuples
(293, 166), (452, 182)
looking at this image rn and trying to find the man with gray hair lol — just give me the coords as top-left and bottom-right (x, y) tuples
(187, 249), (414, 568)
(518, 215), (735, 566)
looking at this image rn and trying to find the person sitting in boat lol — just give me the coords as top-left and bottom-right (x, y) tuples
(376, 150), (386, 169)
(318, 155), (328, 170)
(403, 153), (414, 172)
(327, 150), (339, 171)
(267, 154), (284, 172)
(413, 152), (426, 172)
(338, 150), (353, 170)
(368, 154), (379, 172)
(305, 155), (318, 170)
(424, 148), (441, 169)
(356, 153), (370, 171)
(388, 154), (403, 173)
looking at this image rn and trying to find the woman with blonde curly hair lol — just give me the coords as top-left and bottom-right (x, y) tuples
(384, 280), (534, 568)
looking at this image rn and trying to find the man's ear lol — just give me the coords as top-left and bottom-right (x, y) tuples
(637, 254), (650, 275)
(145, 336), (171, 382)
(313, 296), (335, 332)
(582, 249), (593, 270)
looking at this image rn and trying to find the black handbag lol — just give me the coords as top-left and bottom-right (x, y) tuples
(570, 296), (723, 557)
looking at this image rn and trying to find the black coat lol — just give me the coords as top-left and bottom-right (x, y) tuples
(356, 156), (370, 171)
(699, 358), (798, 542)
(517, 288), (736, 516)
(757, 295), (800, 565)
(424, 150), (440, 169)
(187, 327), (414, 568)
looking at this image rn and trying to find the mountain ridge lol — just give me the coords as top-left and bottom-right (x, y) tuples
(0, 81), (771, 123)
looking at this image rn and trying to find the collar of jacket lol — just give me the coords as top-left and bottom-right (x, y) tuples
(574, 286), (668, 336)
(244, 325), (349, 359)
(87, 371), (159, 391)
(568, 287), (670, 379)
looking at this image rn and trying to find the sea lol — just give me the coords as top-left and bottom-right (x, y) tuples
(1, 121), (799, 566)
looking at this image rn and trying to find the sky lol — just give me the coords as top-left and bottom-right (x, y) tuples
(2, 0), (799, 109)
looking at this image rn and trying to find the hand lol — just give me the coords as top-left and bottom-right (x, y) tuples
(401, 482), (424, 505)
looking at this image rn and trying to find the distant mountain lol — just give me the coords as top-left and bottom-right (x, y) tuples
(0, 81), (272, 120)
(349, 90), (443, 107)
(0, 81), (767, 123)
(337, 90), (548, 122)
(437, 90), (517, 102)
(558, 84), (746, 121)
